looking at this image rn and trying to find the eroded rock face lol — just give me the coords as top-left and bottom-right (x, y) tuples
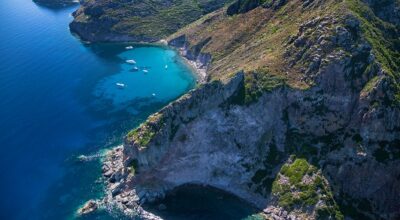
(106, 13), (400, 220)
(90, 1), (400, 219)
(112, 60), (399, 218)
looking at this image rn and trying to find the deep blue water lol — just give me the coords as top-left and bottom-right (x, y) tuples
(0, 1), (195, 219)
(144, 185), (263, 220)
(0, 1), (263, 220)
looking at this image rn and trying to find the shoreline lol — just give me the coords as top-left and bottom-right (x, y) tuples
(76, 72), (271, 219)
(90, 144), (264, 220)
(158, 39), (207, 84)
(176, 49), (207, 84)
(69, 32), (207, 84)
(68, 7), (208, 84)
(69, 17), (211, 220)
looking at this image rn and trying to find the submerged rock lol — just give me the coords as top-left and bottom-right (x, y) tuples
(77, 199), (98, 215)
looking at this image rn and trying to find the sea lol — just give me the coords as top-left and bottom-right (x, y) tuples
(0, 1), (261, 219)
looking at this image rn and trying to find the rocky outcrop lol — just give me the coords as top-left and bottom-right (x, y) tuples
(98, 73), (261, 218)
(100, 147), (163, 219)
(123, 72), (246, 169)
(267, 158), (343, 219)
(77, 199), (99, 216)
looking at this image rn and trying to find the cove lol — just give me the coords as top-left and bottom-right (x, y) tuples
(0, 1), (262, 220)
(0, 1), (194, 219)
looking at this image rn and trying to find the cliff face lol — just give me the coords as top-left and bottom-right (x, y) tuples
(120, 42), (399, 218)
(90, 0), (400, 219)
(69, 0), (231, 42)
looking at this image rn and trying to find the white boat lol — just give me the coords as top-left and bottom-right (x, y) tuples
(131, 66), (139, 72)
(126, 59), (136, 64)
(116, 83), (126, 88)
(152, 93), (156, 96)
(143, 69), (149, 73)
(125, 46), (133, 50)
(165, 65), (168, 69)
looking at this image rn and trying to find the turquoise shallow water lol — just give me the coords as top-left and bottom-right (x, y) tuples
(94, 46), (195, 110)
(0, 1), (261, 219)
(0, 1), (194, 219)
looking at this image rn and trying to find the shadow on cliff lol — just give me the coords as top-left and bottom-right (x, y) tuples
(143, 184), (262, 220)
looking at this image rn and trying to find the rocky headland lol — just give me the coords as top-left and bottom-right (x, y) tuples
(72, 0), (400, 219)
(69, 0), (231, 42)
(33, 0), (79, 8)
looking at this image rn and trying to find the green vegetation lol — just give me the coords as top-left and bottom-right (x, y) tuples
(114, 2), (204, 38)
(127, 128), (156, 147)
(244, 69), (286, 104)
(361, 76), (380, 93)
(126, 113), (165, 148)
(169, 0), (343, 89)
(347, 0), (400, 78)
(272, 158), (343, 220)
(75, 0), (231, 40)
(279, 158), (314, 185)
(346, 0), (400, 104)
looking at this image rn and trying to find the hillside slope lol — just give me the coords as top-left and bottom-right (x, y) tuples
(77, 0), (400, 219)
(70, 0), (232, 42)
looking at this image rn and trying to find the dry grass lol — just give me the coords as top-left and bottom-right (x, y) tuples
(169, 0), (341, 89)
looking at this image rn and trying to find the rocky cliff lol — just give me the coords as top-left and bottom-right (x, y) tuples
(79, 0), (400, 219)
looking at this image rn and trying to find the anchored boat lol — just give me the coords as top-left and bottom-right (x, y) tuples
(126, 59), (136, 64)
(116, 83), (126, 88)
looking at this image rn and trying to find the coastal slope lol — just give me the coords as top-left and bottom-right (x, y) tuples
(69, 0), (231, 42)
(74, 0), (400, 219)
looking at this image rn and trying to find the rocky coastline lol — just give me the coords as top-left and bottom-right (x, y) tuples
(85, 73), (266, 219)
(167, 36), (211, 83)
(92, 31), (399, 219)
(74, 0), (400, 219)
